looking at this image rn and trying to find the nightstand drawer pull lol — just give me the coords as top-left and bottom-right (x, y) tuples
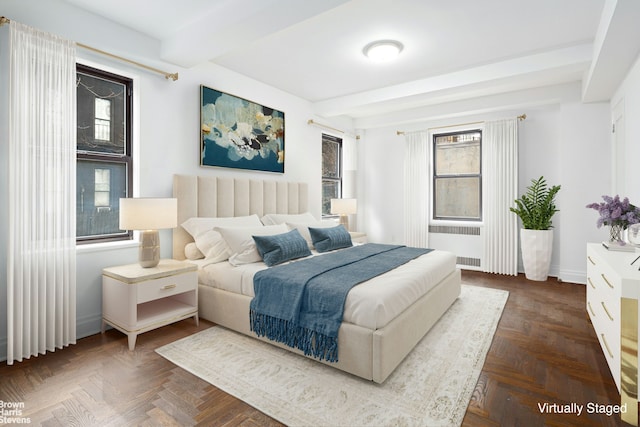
(601, 274), (614, 289)
(588, 302), (596, 317)
(601, 301), (614, 321)
(161, 284), (177, 290)
(601, 333), (614, 359)
(587, 278), (596, 290)
(588, 255), (596, 266)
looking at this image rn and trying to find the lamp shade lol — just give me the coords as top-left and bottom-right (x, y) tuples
(331, 198), (357, 215)
(119, 198), (178, 230)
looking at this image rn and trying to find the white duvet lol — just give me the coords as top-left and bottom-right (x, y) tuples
(193, 248), (457, 330)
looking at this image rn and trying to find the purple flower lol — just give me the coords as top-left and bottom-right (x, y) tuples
(586, 195), (640, 229)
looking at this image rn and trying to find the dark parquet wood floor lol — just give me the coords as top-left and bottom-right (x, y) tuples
(0, 271), (636, 426)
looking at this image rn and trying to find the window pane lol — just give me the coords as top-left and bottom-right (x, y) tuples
(322, 139), (340, 178)
(94, 99), (111, 141)
(95, 98), (111, 120)
(94, 192), (110, 207)
(435, 132), (480, 175)
(434, 177), (480, 219)
(322, 180), (340, 216)
(77, 72), (125, 154)
(94, 168), (111, 191)
(77, 160), (127, 238)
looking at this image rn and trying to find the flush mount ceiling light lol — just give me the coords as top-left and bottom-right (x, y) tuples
(363, 40), (404, 62)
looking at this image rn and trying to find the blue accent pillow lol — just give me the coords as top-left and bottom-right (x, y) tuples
(252, 229), (312, 266)
(308, 225), (353, 253)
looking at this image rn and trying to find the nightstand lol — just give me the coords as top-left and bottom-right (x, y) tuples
(102, 259), (198, 350)
(349, 231), (368, 244)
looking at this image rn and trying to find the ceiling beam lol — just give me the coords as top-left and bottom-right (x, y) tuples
(582, 0), (640, 102)
(353, 82), (582, 130)
(313, 44), (593, 118)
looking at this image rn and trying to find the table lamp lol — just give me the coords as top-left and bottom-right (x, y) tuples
(331, 198), (357, 231)
(119, 198), (178, 268)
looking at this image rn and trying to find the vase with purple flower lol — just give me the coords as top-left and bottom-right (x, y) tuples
(586, 195), (640, 243)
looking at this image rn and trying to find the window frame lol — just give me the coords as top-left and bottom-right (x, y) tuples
(432, 129), (483, 222)
(76, 63), (133, 244)
(321, 133), (343, 218)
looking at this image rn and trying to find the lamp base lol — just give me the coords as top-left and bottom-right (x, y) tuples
(339, 215), (350, 232)
(139, 230), (160, 268)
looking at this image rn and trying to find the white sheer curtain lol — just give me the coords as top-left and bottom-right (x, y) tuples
(482, 119), (518, 275)
(342, 135), (359, 229)
(7, 21), (77, 364)
(403, 131), (430, 248)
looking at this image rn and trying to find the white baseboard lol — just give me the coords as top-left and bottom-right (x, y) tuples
(76, 313), (103, 339)
(557, 268), (587, 285)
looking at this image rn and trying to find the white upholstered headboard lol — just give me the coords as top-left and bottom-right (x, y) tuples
(172, 174), (309, 260)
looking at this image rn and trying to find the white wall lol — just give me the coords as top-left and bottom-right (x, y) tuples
(556, 101), (611, 282)
(611, 54), (640, 204)
(359, 84), (610, 283)
(0, 0), (328, 359)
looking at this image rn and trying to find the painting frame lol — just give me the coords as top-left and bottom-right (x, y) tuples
(200, 85), (285, 173)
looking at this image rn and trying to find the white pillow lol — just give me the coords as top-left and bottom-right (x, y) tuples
(184, 242), (204, 260)
(181, 215), (262, 237)
(216, 224), (289, 266)
(286, 220), (338, 248)
(181, 215), (263, 262)
(260, 212), (316, 226)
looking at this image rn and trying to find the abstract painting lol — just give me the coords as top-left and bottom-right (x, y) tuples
(200, 85), (285, 173)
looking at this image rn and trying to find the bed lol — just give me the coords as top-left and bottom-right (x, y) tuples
(172, 174), (461, 383)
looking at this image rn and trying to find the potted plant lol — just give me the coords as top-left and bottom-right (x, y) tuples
(510, 176), (561, 281)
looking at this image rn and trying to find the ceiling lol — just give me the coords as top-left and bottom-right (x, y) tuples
(61, 0), (640, 125)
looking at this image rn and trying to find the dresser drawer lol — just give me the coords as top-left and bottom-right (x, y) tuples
(137, 271), (197, 304)
(588, 296), (621, 387)
(587, 251), (621, 295)
(597, 328), (621, 389)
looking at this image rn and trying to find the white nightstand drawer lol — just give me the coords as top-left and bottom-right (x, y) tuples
(137, 271), (197, 304)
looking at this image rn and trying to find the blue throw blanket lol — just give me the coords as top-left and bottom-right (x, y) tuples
(249, 243), (432, 362)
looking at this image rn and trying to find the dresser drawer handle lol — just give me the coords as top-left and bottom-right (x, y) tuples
(161, 284), (177, 290)
(600, 301), (614, 321)
(587, 302), (596, 317)
(601, 274), (614, 289)
(587, 278), (596, 290)
(588, 255), (596, 266)
(601, 333), (614, 359)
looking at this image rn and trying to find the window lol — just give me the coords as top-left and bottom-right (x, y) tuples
(76, 64), (133, 243)
(433, 130), (482, 221)
(94, 98), (112, 141)
(321, 134), (342, 216)
(94, 168), (111, 208)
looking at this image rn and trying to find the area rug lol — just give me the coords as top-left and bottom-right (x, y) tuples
(156, 284), (508, 426)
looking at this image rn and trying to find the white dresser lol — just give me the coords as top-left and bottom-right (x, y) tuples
(586, 243), (639, 425)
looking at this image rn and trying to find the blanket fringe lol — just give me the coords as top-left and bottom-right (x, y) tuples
(250, 310), (339, 363)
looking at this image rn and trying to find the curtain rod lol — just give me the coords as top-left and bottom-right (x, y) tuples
(0, 16), (179, 81)
(307, 119), (360, 140)
(396, 113), (527, 136)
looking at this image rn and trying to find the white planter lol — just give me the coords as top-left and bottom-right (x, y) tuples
(520, 229), (553, 281)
